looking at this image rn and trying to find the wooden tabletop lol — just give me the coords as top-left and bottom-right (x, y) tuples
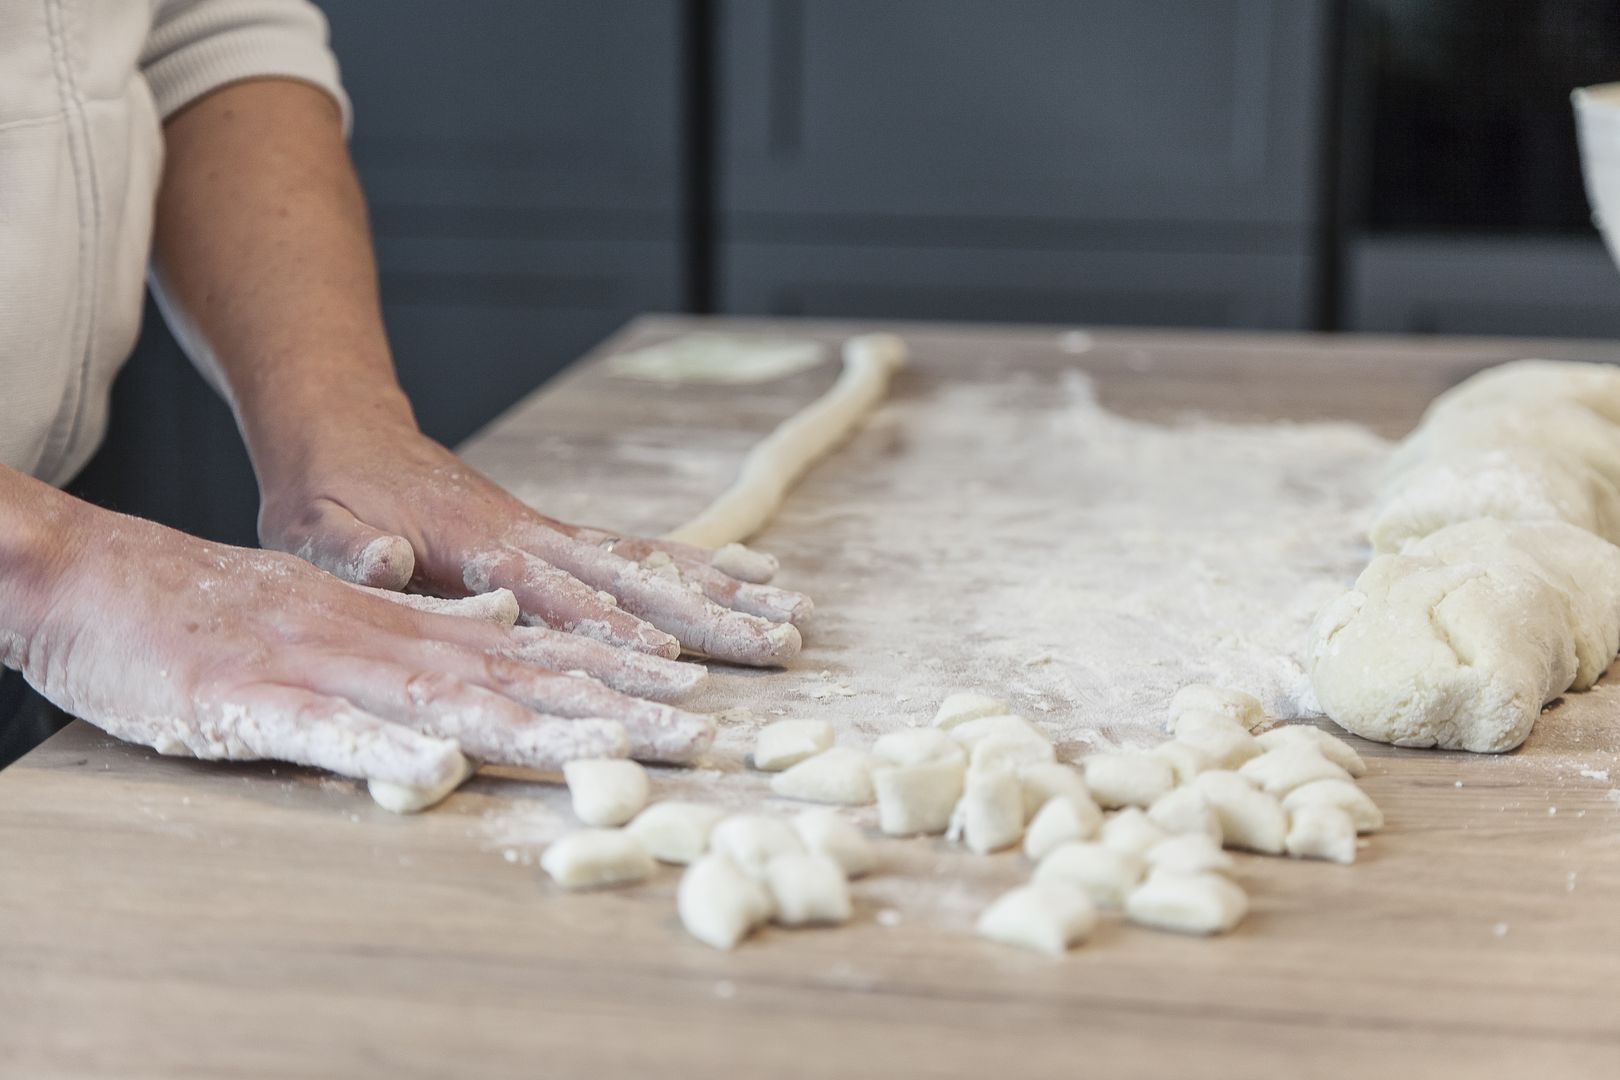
(4, 316), (1620, 1079)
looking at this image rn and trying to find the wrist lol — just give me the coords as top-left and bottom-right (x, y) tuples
(0, 471), (93, 657)
(239, 375), (419, 494)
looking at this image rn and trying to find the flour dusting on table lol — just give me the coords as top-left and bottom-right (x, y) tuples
(476, 360), (1389, 863)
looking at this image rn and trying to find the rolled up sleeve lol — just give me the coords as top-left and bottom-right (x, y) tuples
(140, 0), (351, 129)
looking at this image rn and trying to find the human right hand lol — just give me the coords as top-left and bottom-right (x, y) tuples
(2, 498), (717, 788)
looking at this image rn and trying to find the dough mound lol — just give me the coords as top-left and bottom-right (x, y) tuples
(1418, 358), (1620, 428)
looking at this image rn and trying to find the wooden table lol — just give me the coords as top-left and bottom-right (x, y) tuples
(4, 317), (1620, 1079)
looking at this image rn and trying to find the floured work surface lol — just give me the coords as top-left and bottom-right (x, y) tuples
(3, 317), (1620, 1079)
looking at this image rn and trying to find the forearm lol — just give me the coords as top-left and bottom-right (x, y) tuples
(150, 78), (416, 495)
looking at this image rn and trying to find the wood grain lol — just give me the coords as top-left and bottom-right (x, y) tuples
(3, 317), (1620, 1079)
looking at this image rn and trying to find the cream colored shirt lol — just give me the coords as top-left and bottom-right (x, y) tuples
(0, 0), (348, 486)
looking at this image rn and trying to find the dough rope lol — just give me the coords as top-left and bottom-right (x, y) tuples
(664, 333), (908, 548)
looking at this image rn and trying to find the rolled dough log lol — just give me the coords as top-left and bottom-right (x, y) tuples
(664, 333), (907, 547)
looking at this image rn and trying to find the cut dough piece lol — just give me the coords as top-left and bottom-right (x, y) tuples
(368, 753), (475, 814)
(1023, 796), (1100, 861)
(540, 830), (655, 889)
(1286, 805), (1358, 865)
(1033, 841), (1144, 908)
(1237, 746), (1352, 798)
(969, 732), (1056, 771)
(366, 587), (521, 627)
(947, 714), (1048, 751)
(1309, 550), (1577, 752)
(678, 854), (774, 950)
(1408, 518), (1620, 691)
(765, 853), (852, 926)
(1017, 762), (1095, 822)
(1150, 740), (1214, 785)
(948, 765), (1024, 854)
(1283, 779), (1384, 834)
(664, 332), (908, 547)
(1083, 752), (1175, 809)
(606, 333), (824, 385)
(1255, 725), (1367, 777)
(792, 808), (876, 877)
(1170, 685), (1267, 733)
(627, 801), (726, 864)
(1099, 807), (1170, 858)
(563, 758), (650, 826)
(977, 884), (1097, 956)
(1191, 771), (1286, 854)
(1147, 786), (1223, 843)
(770, 747), (874, 805)
(873, 730), (966, 828)
(1126, 871), (1249, 935)
(1173, 719), (1263, 770)
(1145, 833), (1234, 876)
(931, 691), (1010, 730)
(709, 814), (805, 880)
(1368, 446), (1620, 553)
(752, 719), (835, 771)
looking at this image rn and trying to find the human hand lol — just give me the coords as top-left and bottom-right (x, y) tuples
(256, 423), (811, 667)
(5, 505), (718, 785)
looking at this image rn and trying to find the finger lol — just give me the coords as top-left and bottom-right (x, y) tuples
(390, 641), (715, 763)
(463, 546), (680, 658)
(273, 499), (416, 590)
(497, 625), (708, 702)
(580, 532), (781, 585)
(620, 547), (811, 624)
(349, 583), (521, 627)
(287, 658), (630, 769)
(202, 683), (464, 787)
(514, 527), (802, 666)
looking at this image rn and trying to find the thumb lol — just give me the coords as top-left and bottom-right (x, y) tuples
(269, 499), (416, 589)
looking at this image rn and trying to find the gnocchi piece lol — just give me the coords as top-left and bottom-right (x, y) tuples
(710, 813), (805, 880)
(626, 801), (726, 864)
(1146, 786), (1224, 843)
(947, 714), (1049, 751)
(1170, 684), (1267, 732)
(770, 747), (875, 805)
(1083, 752), (1175, 809)
(948, 765), (1025, 854)
(970, 732), (1056, 771)
(976, 883), (1098, 956)
(1099, 807), (1170, 857)
(368, 753), (475, 814)
(752, 719), (835, 772)
(1023, 795), (1100, 861)
(765, 852), (853, 926)
(1126, 870), (1249, 935)
(1150, 739), (1213, 785)
(540, 829), (655, 890)
(872, 728), (965, 768)
(1192, 771), (1286, 854)
(932, 691), (1011, 730)
(1238, 746), (1353, 798)
(1144, 833), (1235, 876)
(1174, 720), (1264, 770)
(872, 748), (966, 837)
(562, 758), (650, 827)
(1285, 804), (1358, 864)
(1032, 841), (1145, 908)
(1017, 761), (1094, 821)
(678, 854), (774, 950)
(1170, 709), (1251, 740)
(1256, 725), (1368, 777)
(793, 808), (877, 878)
(1283, 778), (1384, 834)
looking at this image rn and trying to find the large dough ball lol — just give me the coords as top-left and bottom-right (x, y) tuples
(1420, 358), (1620, 428)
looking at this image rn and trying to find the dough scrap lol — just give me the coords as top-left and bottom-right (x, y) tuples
(563, 758), (650, 826)
(931, 691), (1011, 730)
(948, 765), (1024, 854)
(1083, 752), (1175, 809)
(770, 747), (875, 805)
(765, 852), (852, 926)
(1285, 804), (1358, 864)
(664, 333), (907, 547)
(976, 883), (1097, 956)
(1237, 746), (1352, 798)
(1150, 739), (1214, 785)
(873, 755), (966, 837)
(1146, 786), (1223, 843)
(1023, 795), (1100, 861)
(969, 731), (1056, 771)
(1032, 841), (1144, 908)
(1283, 779), (1384, 834)
(679, 854), (774, 950)
(1017, 762), (1095, 822)
(1169, 684), (1267, 733)
(1255, 725), (1367, 778)
(752, 719), (836, 772)
(1126, 870), (1249, 935)
(1145, 833), (1235, 876)
(1191, 770), (1286, 854)
(709, 814), (805, 880)
(792, 808), (877, 877)
(1099, 807), (1170, 858)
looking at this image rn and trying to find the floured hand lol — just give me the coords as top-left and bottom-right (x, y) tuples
(256, 426), (810, 667)
(2, 502), (717, 784)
